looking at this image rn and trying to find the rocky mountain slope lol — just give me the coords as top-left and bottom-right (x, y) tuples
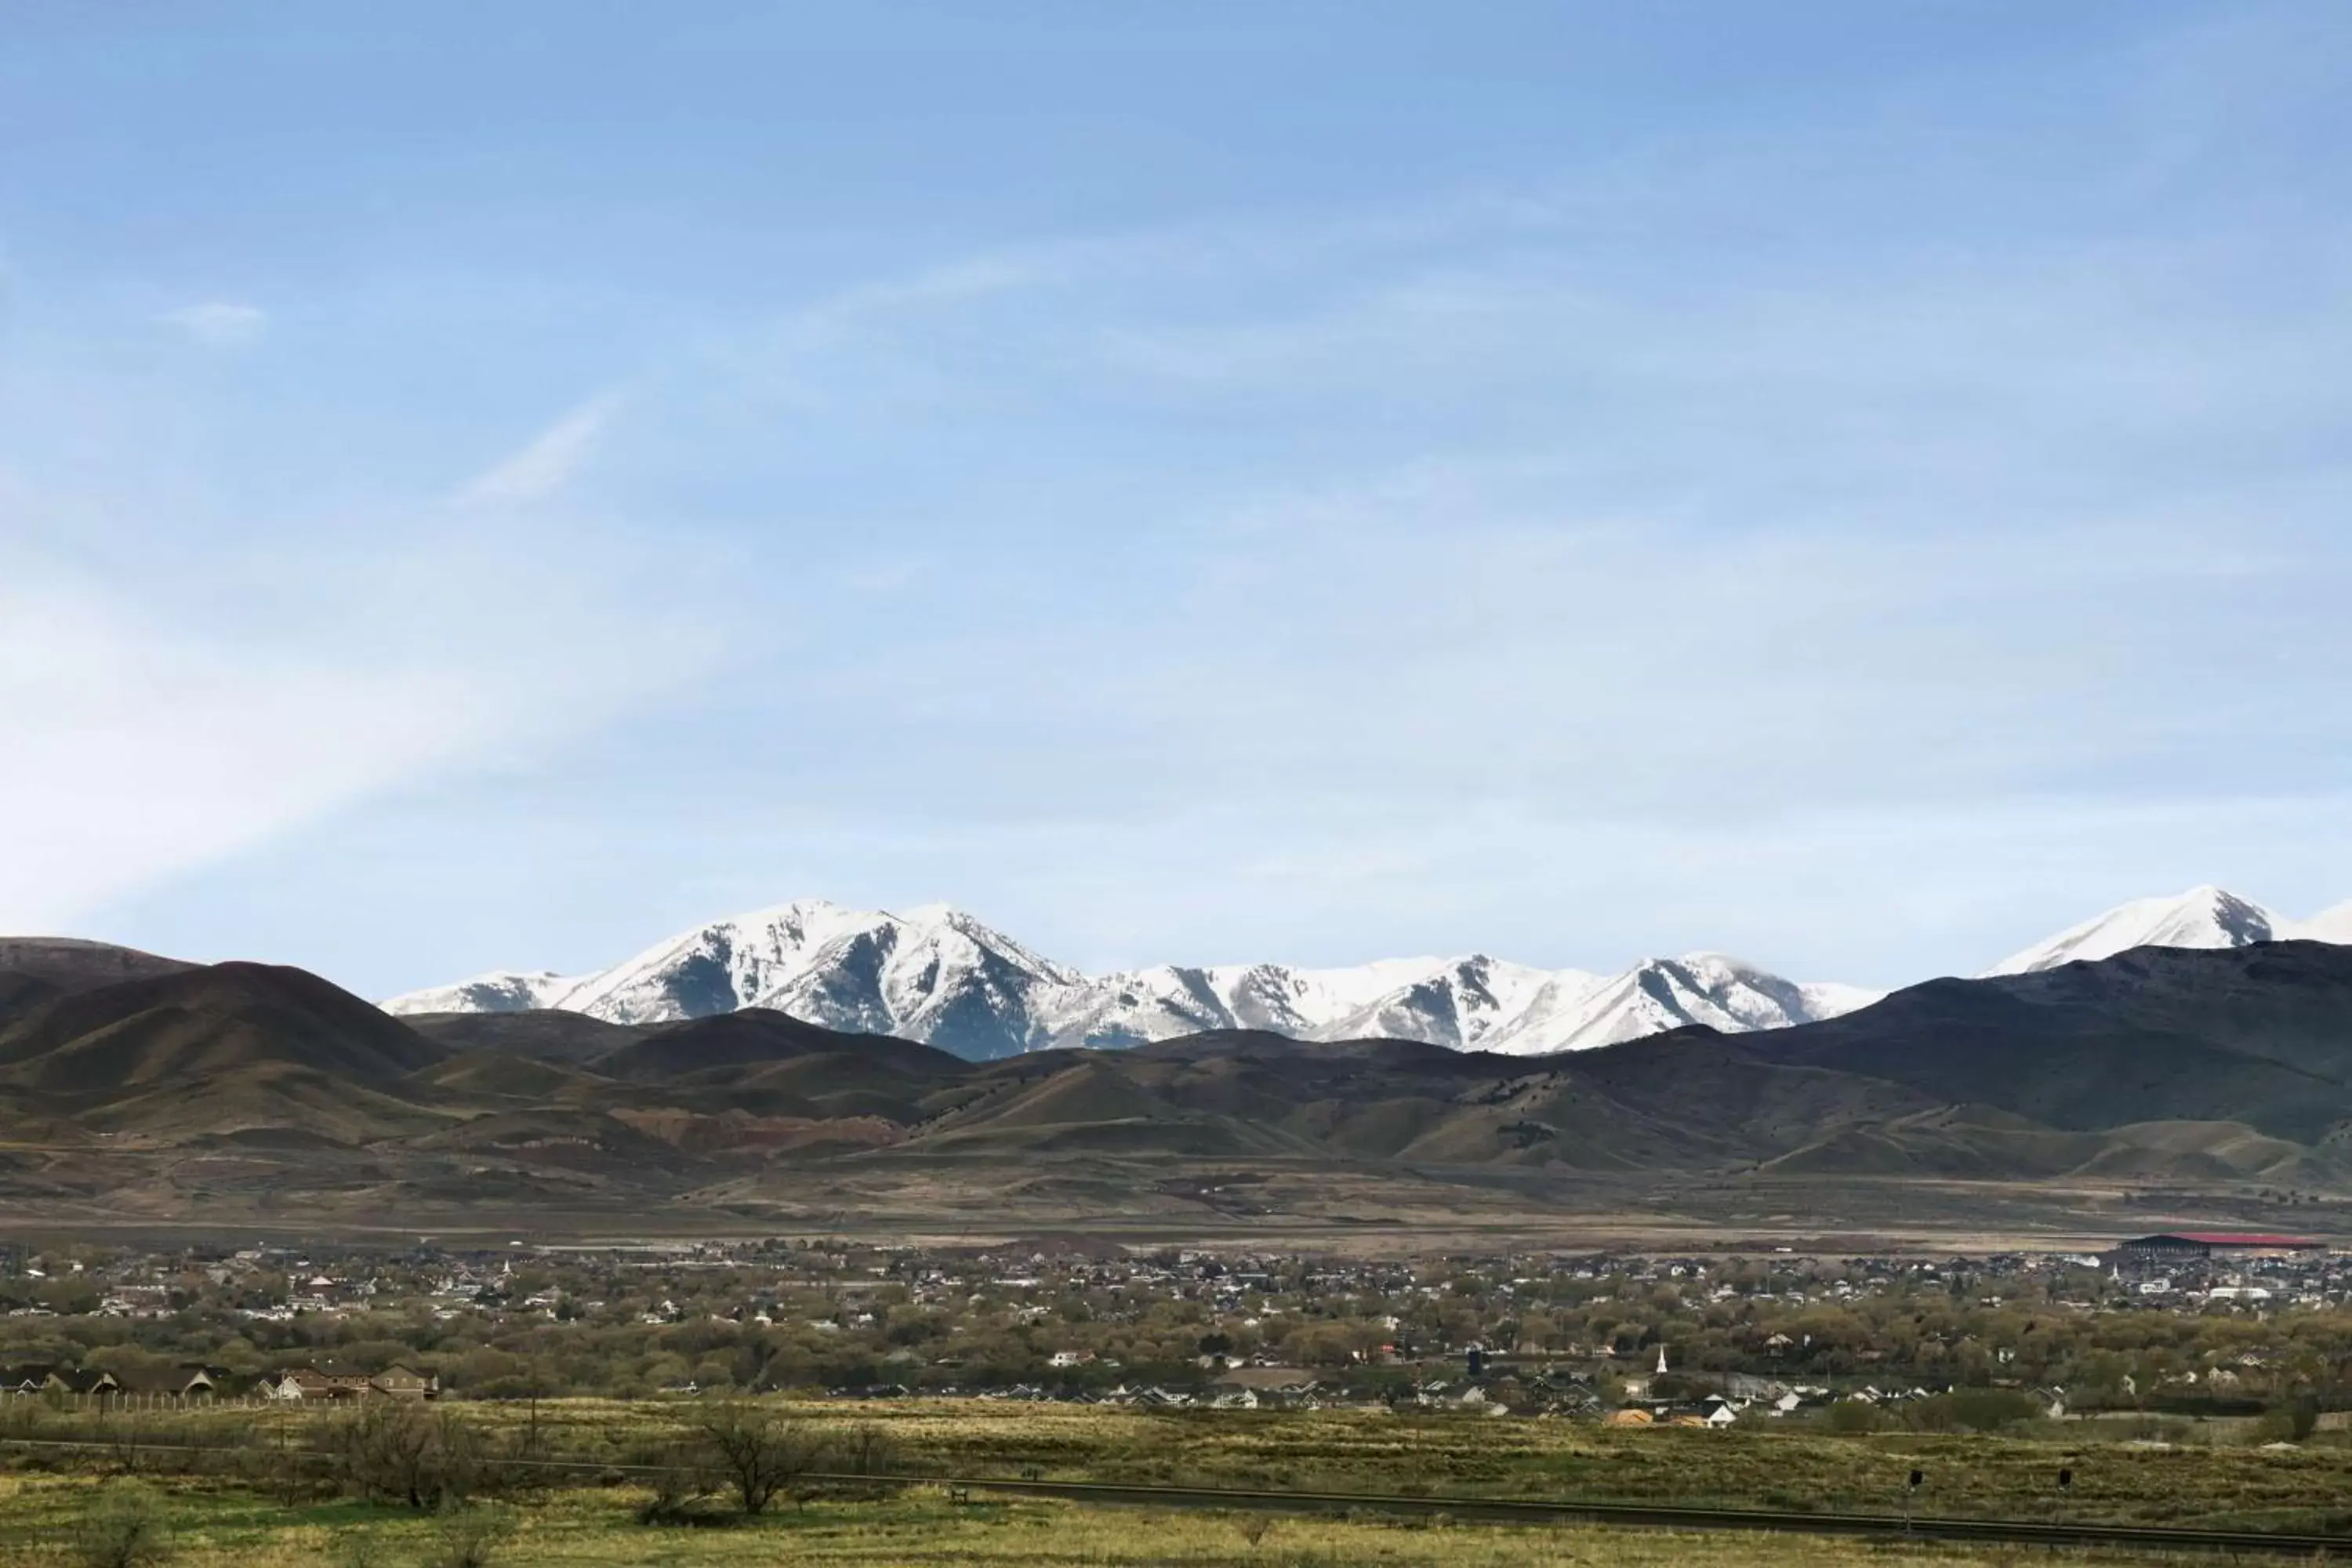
(388, 884), (2352, 1062)
(384, 900), (1877, 1059)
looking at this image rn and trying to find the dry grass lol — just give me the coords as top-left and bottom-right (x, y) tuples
(13, 1396), (2352, 1532)
(0, 1474), (2198, 1566)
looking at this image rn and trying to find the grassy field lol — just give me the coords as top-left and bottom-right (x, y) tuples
(77, 1398), (2336, 1530)
(7, 1398), (2351, 1563)
(0, 1474), (2234, 1566)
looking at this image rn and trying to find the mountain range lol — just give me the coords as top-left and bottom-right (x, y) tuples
(9, 933), (2352, 1232)
(384, 899), (1880, 1061)
(385, 885), (2352, 1062)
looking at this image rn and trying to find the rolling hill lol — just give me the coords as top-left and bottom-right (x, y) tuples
(1735, 940), (2352, 1142)
(0, 937), (196, 1015)
(0, 961), (448, 1094)
(3, 938), (2352, 1232)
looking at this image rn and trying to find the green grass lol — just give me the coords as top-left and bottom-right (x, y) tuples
(8, 1396), (2352, 1559)
(0, 1475), (2222, 1566)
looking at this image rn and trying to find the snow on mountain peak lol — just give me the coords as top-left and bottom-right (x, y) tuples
(383, 906), (1870, 1060)
(1983, 885), (2282, 976)
(383, 883), (2348, 1061)
(382, 969), (584, 1015)
(1467, 951), (1882, 1055)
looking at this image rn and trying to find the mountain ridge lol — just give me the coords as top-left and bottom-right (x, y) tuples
(384, 901), (1882, 1060)
(384, 884), (2350, 1062)
(4, 942), (2352, 1226)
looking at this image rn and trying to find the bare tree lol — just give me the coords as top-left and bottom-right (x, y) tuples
(629, 1435), (721, 1526)
(692, 1401), (827, 1515)
(424, 1502), (514, 1568)
(336, 1402), (437, 1508)
(839, 1422), (899, 1477)
(332, 1402), (485, 1510)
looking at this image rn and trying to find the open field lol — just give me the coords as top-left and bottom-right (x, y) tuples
(9, 1399), (2352, 1548)
(0, 1473), (2236, 1567)
(7, 1167), (2346, 1254)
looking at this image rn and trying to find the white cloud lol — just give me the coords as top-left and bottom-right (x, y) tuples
(160, 301), (267, 347)
(456, 393), (622, 506)
(0, 522), (730, 936)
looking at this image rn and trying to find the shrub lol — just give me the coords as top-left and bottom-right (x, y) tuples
(2255, 1397), (2319, 1445)
(329, 1532), (387, 1568)
(1906, 1388), (2041, 1433)
(838, 1422), (900, 1477)
(631, 1441), (724, 1527)
(424, 1503), (514, 1568)
(73, 1480), (172, 1568)
(1822, 1399), (1880, 1435)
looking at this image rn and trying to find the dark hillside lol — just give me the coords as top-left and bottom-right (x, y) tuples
(592, 1007), (968, 1083)
(1724, 942), (2352, 1141)
(403, 1009), (648, 1063)
(0, 962), (448, 1094)
(0, 940), (2345, 1226)
(0, 938), (195, 1019)
(0, 936), (194, 991)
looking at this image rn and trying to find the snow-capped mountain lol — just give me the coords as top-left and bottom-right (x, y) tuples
(383, 900), (1875, 1059)
(385, 969), (585, 1014)
(441, 900), (1085, 1059)
(1984, 886), (2284, 976)
(1479, 955), (1882, 1055)
(385, 885), (2352, 1060)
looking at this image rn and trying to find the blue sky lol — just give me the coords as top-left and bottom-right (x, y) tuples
(4, 2), (2349, 996)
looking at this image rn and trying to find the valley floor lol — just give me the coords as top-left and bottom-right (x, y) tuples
(9, 1400), (2352, 1563)
(0, 1477), (2245, 1566)
(2, 1172), (2337, 1255)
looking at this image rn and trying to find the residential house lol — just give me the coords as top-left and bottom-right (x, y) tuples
(267, 1366), (431, 1401)
(107, 1365), (234, 1400)
(0, 1364), (67, 1396)
(369, 1365), (438, 1399)
(1209, 1366), (1320, 1408)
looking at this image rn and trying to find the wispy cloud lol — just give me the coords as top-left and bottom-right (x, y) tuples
(160, 301), (267, 347)
(13, 0), (2347, 989)
(0, 509), (732, 937)
(456, 393), (622, 506)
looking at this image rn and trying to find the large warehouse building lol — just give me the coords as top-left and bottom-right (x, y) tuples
(2113, 1232), (2325, 1260)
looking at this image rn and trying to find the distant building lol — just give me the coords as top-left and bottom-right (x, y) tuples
(2114, 1232), (2325, 1261)
(1208, 1366), (1319, 1406)
(369, 1365), (438, 1399)
(0, 1365), (67, 1396)
(267, 1365), (438, 1401)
